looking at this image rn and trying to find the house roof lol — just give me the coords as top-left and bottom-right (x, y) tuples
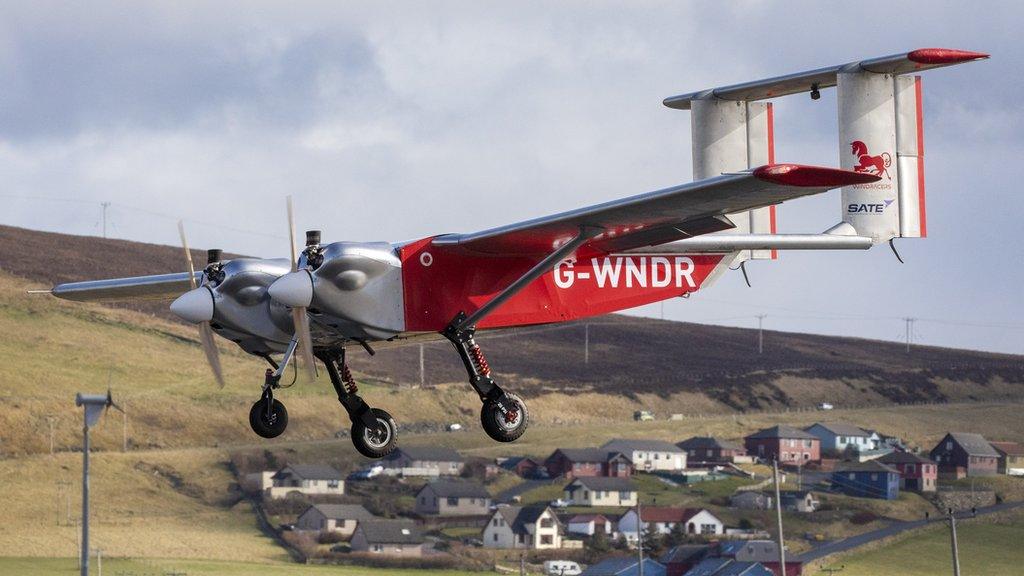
(495, 505), (556, 532)
(990, 441), (1024, 457)
(273, 464), (343, 481)
(308, 504), (374, 521)
(943, 433), (1001, 457)
(660, 544), (714, 564)
(569, 514), (610, 524)
(807, 422), (871, 437)
(685, 558), (774, 576)
(550, 448), (628, 463)
(744, 425), (817, 441)
(676, 436), (743, 451)
(879, 451), (934, 465)
(567, 476), (637, 492)
(637, 506), (709, 524)
(601, 438), (684, 453)
(499, 456), (539, 469)
(580, 558), (667, 576)
(388, 446), (464, 462)
(356, 519), (424, 545)
(417, 480), (490, 499)
(834, 460), (900, 474)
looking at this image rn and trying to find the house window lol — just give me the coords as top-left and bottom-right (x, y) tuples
(420, 497), (426, 505)
(848, 473), (856, 480)
(804, 440), (813, 448)
(373, 544), (383, 553)
(447, 497), (459, 506)
(541, 535), (553, 545)
(583, 491), (590, 499)
(701, 524), (717, 534)
(493, 533), (499, 542)
(871, 473), (878, 481)
(946, 441), (953, 450)
(620, 491), (632, 500)
(327, 480), (340, 489)
(540, 518), (554, 528)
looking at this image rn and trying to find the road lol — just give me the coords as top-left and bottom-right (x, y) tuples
(794, 500), (1024, 562)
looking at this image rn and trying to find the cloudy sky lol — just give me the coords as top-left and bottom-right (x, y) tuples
(1, 1), (1021, 353)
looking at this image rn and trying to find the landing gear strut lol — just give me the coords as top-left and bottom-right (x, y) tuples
(317, 348), (398, 459)
(443, 312), (529, 443)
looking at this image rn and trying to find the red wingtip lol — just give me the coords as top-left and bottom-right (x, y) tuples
(753, 164), (881, 187)
(907, 48), (989, 65)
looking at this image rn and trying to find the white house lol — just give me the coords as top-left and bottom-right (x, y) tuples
(381, 446), (464, 477)
(261, 464), (344, 499)
(804, 423), (876, 455)
(564, 477), (638, 507)
(567, 514), (613, 537)
(618, 507), (724, 543)
(482, 505), (562, 549)
(600, 439), (687, 472)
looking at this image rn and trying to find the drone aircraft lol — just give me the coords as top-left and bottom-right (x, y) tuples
(44, 48), (987, 458)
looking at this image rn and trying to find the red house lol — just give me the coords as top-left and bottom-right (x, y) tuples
(744, 426), (820, 465)
(544, 448), (632, 479)
(499, 457), (542, 478)
(878, 451), (937, 492)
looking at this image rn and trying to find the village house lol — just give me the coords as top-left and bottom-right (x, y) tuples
(804, 422), (876, 455)
(779, 490), (818, 513)
(498, 456), (544, 478)
(381, 446), (465, 477)
(581, 558), (667, 576)
(414, 480), (491, 517)
(989, 442), (1024, 476)
(261, 464), (344, 499)
(682, 558), (774, 576)
(878, 451), (938, 492)
(930, 432), (999, 478)
(482, 505), (562, 549)
(567, 514), (613, 537)
(619, 507), (725, 543)
(831, 461), (900, 500)
(545, 448), (633, 479)
(564, 477), (638, 508)
(676, 437), (748, 466)
(744, 426), (820, 465)
(350, 519), (426, 557)
(601, 438), (688, 472)
(661, 544), (714, 576)
(730, 491), (773, 511)
(718, 540), (803, 576)
(295, 504), (374, 538)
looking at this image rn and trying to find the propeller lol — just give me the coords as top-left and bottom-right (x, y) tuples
(172, 221), (225, 387)
(276, 196), (317, 380)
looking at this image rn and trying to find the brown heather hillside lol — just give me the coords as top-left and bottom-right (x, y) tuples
(1, 223), (1022, 413)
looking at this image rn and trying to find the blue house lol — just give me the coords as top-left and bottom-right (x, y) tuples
(581, 557), (666, 576)
(805, 422), (876, 455)
(831, 460), (900, 500)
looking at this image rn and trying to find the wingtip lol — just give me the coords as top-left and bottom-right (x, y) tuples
(753, 164), (881, 187)
(908, 48), (989, 65)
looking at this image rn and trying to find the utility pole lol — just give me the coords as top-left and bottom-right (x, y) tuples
(96, 548), (102, 576)
(100, 202), (111, 239)
(47, 416), (57, 454)
(584, 323), (590, 364)
(948, 508), (961, 576)
(121, 400), (128, 452)
(757, 314), (767, 354)
(56, 479), (71, 526)
(636, 497), (644, 576)
(519, 551), (525, 576)
(904, 317), (916, 353)
(419, 345), (425, 386)
(772, 460), (787, 573)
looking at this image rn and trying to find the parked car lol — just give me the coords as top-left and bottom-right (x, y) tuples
(818, 402), (834, 410)
(347, 464), (384, 480)
(550, 498), (572, 508)
(544, 560), (582, 575)
(633, 410), (655, 421)
(462, 537), (484, 547)
(447, 423), (463, 432)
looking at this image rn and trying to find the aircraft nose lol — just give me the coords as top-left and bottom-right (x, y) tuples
(170, 286), (214, 323)
(268, 270), (313, 308)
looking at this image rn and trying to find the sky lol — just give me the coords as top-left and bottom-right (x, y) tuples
(0, 1), (1021, 354)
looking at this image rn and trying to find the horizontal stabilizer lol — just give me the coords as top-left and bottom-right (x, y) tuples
(664, 48), (988, 109)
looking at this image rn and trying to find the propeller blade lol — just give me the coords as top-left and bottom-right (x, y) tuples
(291, 308), (317, 381)
(199, 322), (225, 388)
(177, 220), (198, 290)
(286, 196), (298, 273)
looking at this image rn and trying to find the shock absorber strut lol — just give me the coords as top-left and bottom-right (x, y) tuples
(341, 363), (359, 395)
(467, 337), (491, 377)
(443, 312), (514, 414)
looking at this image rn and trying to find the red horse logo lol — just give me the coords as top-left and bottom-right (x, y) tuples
(850, 141), (892, 180)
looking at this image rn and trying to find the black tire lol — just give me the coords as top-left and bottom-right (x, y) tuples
(480, 392), (528, 443)
(249, 398), (288, 439)
(351, 408), (398, 459)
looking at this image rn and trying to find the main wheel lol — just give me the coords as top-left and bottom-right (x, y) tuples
(249, 398), (288, 439)
(481, 392), (528, 443)
(351, 408), (398, 459)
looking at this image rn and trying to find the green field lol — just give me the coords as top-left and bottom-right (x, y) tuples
(0, 557), (476, 576)
(827, 510), (1024, 576)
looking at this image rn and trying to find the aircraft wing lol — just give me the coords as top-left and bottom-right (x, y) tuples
(431, 164), (879, 255)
